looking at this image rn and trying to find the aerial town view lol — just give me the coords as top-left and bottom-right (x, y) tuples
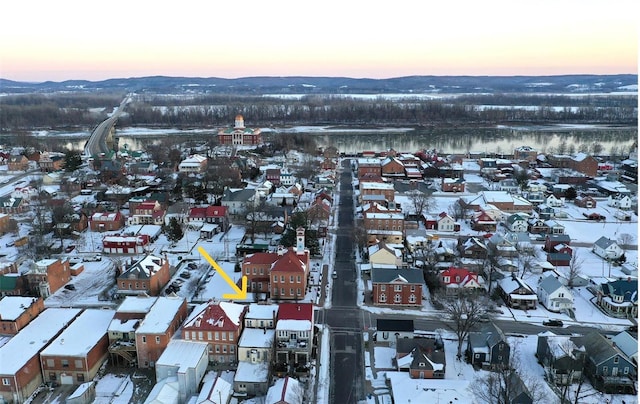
(0, 2), (638, 404)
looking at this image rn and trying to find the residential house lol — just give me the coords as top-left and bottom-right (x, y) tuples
(107, 296), (157, 366)
(116, 254), (171, 297)
(221, 187), (260, 215)
(0, 296), (44, 335)
(439, 267), (482, 295)
(441, 177), (465, 192)
(7, 155), (29, 171)
(363, 209), (405, 245)
(0, 196), (26, 214)
(592, 236), (624, 261)
(359, 181), (395, 203)
(527, 217), (548, 234)
(239, 328), (275, 364)
(574, 195), (597, 208)
(381, 156), (405, 178)
(544, 219), (565, 235)
(234, 361), (270, 398)
(546, 194), (565, 207)
(582, 331), (637, 394)
(467, 322), (510, 370)
(135, 296), (188, 368)
(24, 259), (71, 298)
(544, 234), (571, 253)
(471, 210), (497, 232)
(506, 373), (534, 404)
(368, 241), (403, 267)
(244, 303), (278, 330)
(90, 211), (126, 232)
(275, 303), (314, 374)
(178, 154), (207, 173)
(458, 236), (488, 260)
(265, 376), (303, 404)
(506, 213), (528, 233)
(487, 233), (518, 257)
(371, 268), (423, 307)
(40, 309), (115, 386)
(356, 158), (382, 179)
(188, 205), (230, 232)
(38, 152), (64, 172)
(608, 194), (632, 210)
(0, 308), (81, 403)
(498, 275), (538, 309)
(536, 331), (586, 385)
(182, 301), (247, 363)
(196, 371), (233, 404)
(269, 233), (310, 300)
(396, 338), (446, 379)
(571, 153), (599, 177)
(537, 275), (574, 313)
(611, 331), (638, 366)
(154, 340), (209, 403)
(375, 319), (414, 344)
(128, 200), (165, 226)
(243, 251), (279, 295)
(514, 146), (538, 162)
(596, 278), (638, 319)
(547, 252), (572, 267)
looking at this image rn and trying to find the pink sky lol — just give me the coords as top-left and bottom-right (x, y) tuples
(1, 1), (637, 82)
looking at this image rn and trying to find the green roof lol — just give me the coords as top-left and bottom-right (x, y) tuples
(0, 275), (18, 291)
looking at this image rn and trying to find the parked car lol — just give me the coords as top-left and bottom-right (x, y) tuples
(179, 272), (191, 279)
(64, 284), (76, 291)
(543, 319), (563, 327)
(64, 245), (76, 253)
(187, 262), (198, 270)
(332, 270), (337, 279)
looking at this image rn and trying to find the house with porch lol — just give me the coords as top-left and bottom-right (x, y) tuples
(466, 322), (510, 370)
(439, 267), (482, 295)
(592, 236), (624, 261)
(396, 338), (446, 379)
(582, 331), (637, 394)
(536, 331), (586, 385)
(498, 275), (538, 310)
(537, 275), (574, 313)
(596, 278), (638, 319)
(274, 303), (314, 375)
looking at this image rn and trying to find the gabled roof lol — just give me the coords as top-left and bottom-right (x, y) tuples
(277, 303), (313, 321)
(539, 275), (569, 295)
(118, 255), (165, 280)
(601, 278), (638, 303)
(271, 249), (306, 273)
(593, 236), (619, 249)
(183, 301), (246, 332)
(371, 268), (424, 284)
(583, 331), (633, 366)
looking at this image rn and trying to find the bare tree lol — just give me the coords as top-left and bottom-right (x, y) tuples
(567, 251), (585, 289)
(516, 242), (539, 278)
(441, 293), (491, 359)
(407, 189), (432, 224)
(471, 342), (548, 404)
(448, 200), (465, 222)
(617, 233), (635, 252)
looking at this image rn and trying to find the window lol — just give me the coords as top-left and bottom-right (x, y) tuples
(253, 268), (257, 275)
(394, 294), (402, 303)
(229, 333), (234, 341)
(443, 276), (450, 283)
(474, 354), (480, 359)
(46, 359), (54, 367)
(281, 276), (285, 283)
(281, 288), (285, 295)
(394, 285), (402, 292)
(624, 367), (630, 374)
(75, 360), (82, 369)
(142, 336), (146, 343)
(222, 332), (226, 341)
(61, 360), (69, 368)
(198, 331), (203, 340)
(2, 378), (10, 386)
(290, 276), (294, 283)
(155, 336), (160, 344)
(215, 332), (219, 341)
(380, 285), (386, 292)
(222, 345), (227, 353)
(273, 276), (278, 283)
(602, 366), (608, 376)
(77, 373), (85, 382)
(215, 345), (220, 353)
(614, 356), (619, 364)
(410, 285), (416, 292)
(379, 293), (386, 303)
(297, 275), (301, 283)
(290, 288), (294, 296)
(208, 332), (212, 340)
(245, 268), (250, 275)
(409, 294), (416, 303)
(135, 282), (139, 288)
(230, 345), (235, 353)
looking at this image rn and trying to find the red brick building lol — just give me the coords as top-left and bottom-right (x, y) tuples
(103, 235), (150, 254)
(270, 246), (310, 300)
(242, 252), (279, 294)
(182, 301), (247, 363)
(359, 181), (395, 203)
(135, 296), (188, 368)
(188, 205), (230, 232)
(116, 255), (170, 297)
(217, 115), (262, 145)
(371, 268), (423, 307)
(40, 309), (115, 386)
(24, 259), (71, 298)
(90, 211), (126, 231)
(381, 156), (405, 178)
(0, 296), (44, 335)
(356, 158), (382, 179)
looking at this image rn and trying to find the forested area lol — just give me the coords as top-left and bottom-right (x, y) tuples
(1, 92), (637, 132)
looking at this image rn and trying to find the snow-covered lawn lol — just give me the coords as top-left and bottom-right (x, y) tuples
(373, 347), (396, 369)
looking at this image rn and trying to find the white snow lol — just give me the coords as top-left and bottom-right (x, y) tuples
(41, 309), (115, 357)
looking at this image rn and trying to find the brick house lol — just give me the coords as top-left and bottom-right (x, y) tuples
(381, 156), (405, 178)
(217, 115), (262, 145)
(574, 195), (597, 208)
(24, 259), (71, 298)
(269, 235), (310, 300)
(441, 177), (465, 192)
(265, 168), (282, 186)
(356, 158), (382, 179)
(40, 309), (115, 386)
(242, 251), (279, 294)
(128, 200), (166, 225)
(359, 181), (395, 203)
(439, 267), (482, 295)
(7, 155), (29, 171)
(38, 152), (64, 172)
(471, 210), (497, 232)
(188, 205), (230, 232)
(0, 196), (26, 214)
(116, 255), (170, 297)
(0, 308), (81, 403)
(135, 296), (188, 368)
(90, 211), (125, 232)
(371, 268), (423, 306)
(182, 301), (247, 363)
(0, 296), (44, 335)
(364, 209), (405, 245)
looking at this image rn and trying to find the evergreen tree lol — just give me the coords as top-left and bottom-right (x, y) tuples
(165, 217), (184, 243)
(64, 149), (83, 172)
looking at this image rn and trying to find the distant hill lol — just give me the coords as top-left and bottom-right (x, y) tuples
(0, 74), (637, 95)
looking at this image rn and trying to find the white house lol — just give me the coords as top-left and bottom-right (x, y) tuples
(592, 236), (624, 260)
(608, 194), (632, 210)
(537, 275), (574, 313)
(155, 340), (209, 403)
(368, 242), (403, 267)
(178, 154), (207, 173)
(238, 328), (275, 364)
(506, 213), (528, 233)
(221, 188), (260, 215)
(545, 194), (565, 207)
(437, 213), (457, 232)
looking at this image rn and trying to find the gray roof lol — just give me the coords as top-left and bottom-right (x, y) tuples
(539, 275), (565, 295)
(222, 188), (256, 202)
(371, 268), (424, 284)
(593, 236), (618, 249)
(469, 322), (507, 350)
(583, 331), (632, 366)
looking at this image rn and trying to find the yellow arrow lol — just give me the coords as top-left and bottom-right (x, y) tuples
(197, 246), (247, 300)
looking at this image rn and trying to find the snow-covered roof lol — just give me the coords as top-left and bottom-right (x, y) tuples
(0, 296), (38, 320)
(239, 329), (275, 348)
(0, 308), (81, 374)
(196, 371), (233, 404)
(234, 361), (269, 383)
(276, 319), (312, 332)
(41, 309), (115, 357)
(245, 303), (279, 321)
(156, 340), (208, 373)
(116, 296), (158, 314)
(266, 376), (303, 404)
(136, 296), (185, 334)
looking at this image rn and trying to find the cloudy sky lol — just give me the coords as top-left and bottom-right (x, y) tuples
(1, 0), (637, 82)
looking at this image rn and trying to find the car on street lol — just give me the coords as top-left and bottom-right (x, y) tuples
(179, 272), (191, 279)
(65, 245), (76, 253)
(543, 319), (563, 327)
(64, 284), (76, 291)
(332, 270), (337, 279)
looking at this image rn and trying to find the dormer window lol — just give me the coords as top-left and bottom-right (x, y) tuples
(419, 362), (426, 367)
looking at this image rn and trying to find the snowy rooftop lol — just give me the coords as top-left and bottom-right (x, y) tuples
(135, 296), (185, 334)
(276, 319), (312, 331)
(234, 361), (269, 382)
(386, 372), (473, 403)
(116, 295), (158, 314)
(239, 328), (275, 348)
(197, 371), (233, 404)
(41, 309), (115, 357)
(156, 340), (208, 373)
(245, 303), (279, 321)
(266, 377), (303, 404)
(0, 308), (81, 374)
(0, 296), (38, 320)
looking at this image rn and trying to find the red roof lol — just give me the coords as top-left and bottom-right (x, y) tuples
(184, 303), (245, 332)
(189, 207), (207, 218)
(271, 249), (307, 273)
(440, 267), (478, 285)
(277, 303), (313, 321)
